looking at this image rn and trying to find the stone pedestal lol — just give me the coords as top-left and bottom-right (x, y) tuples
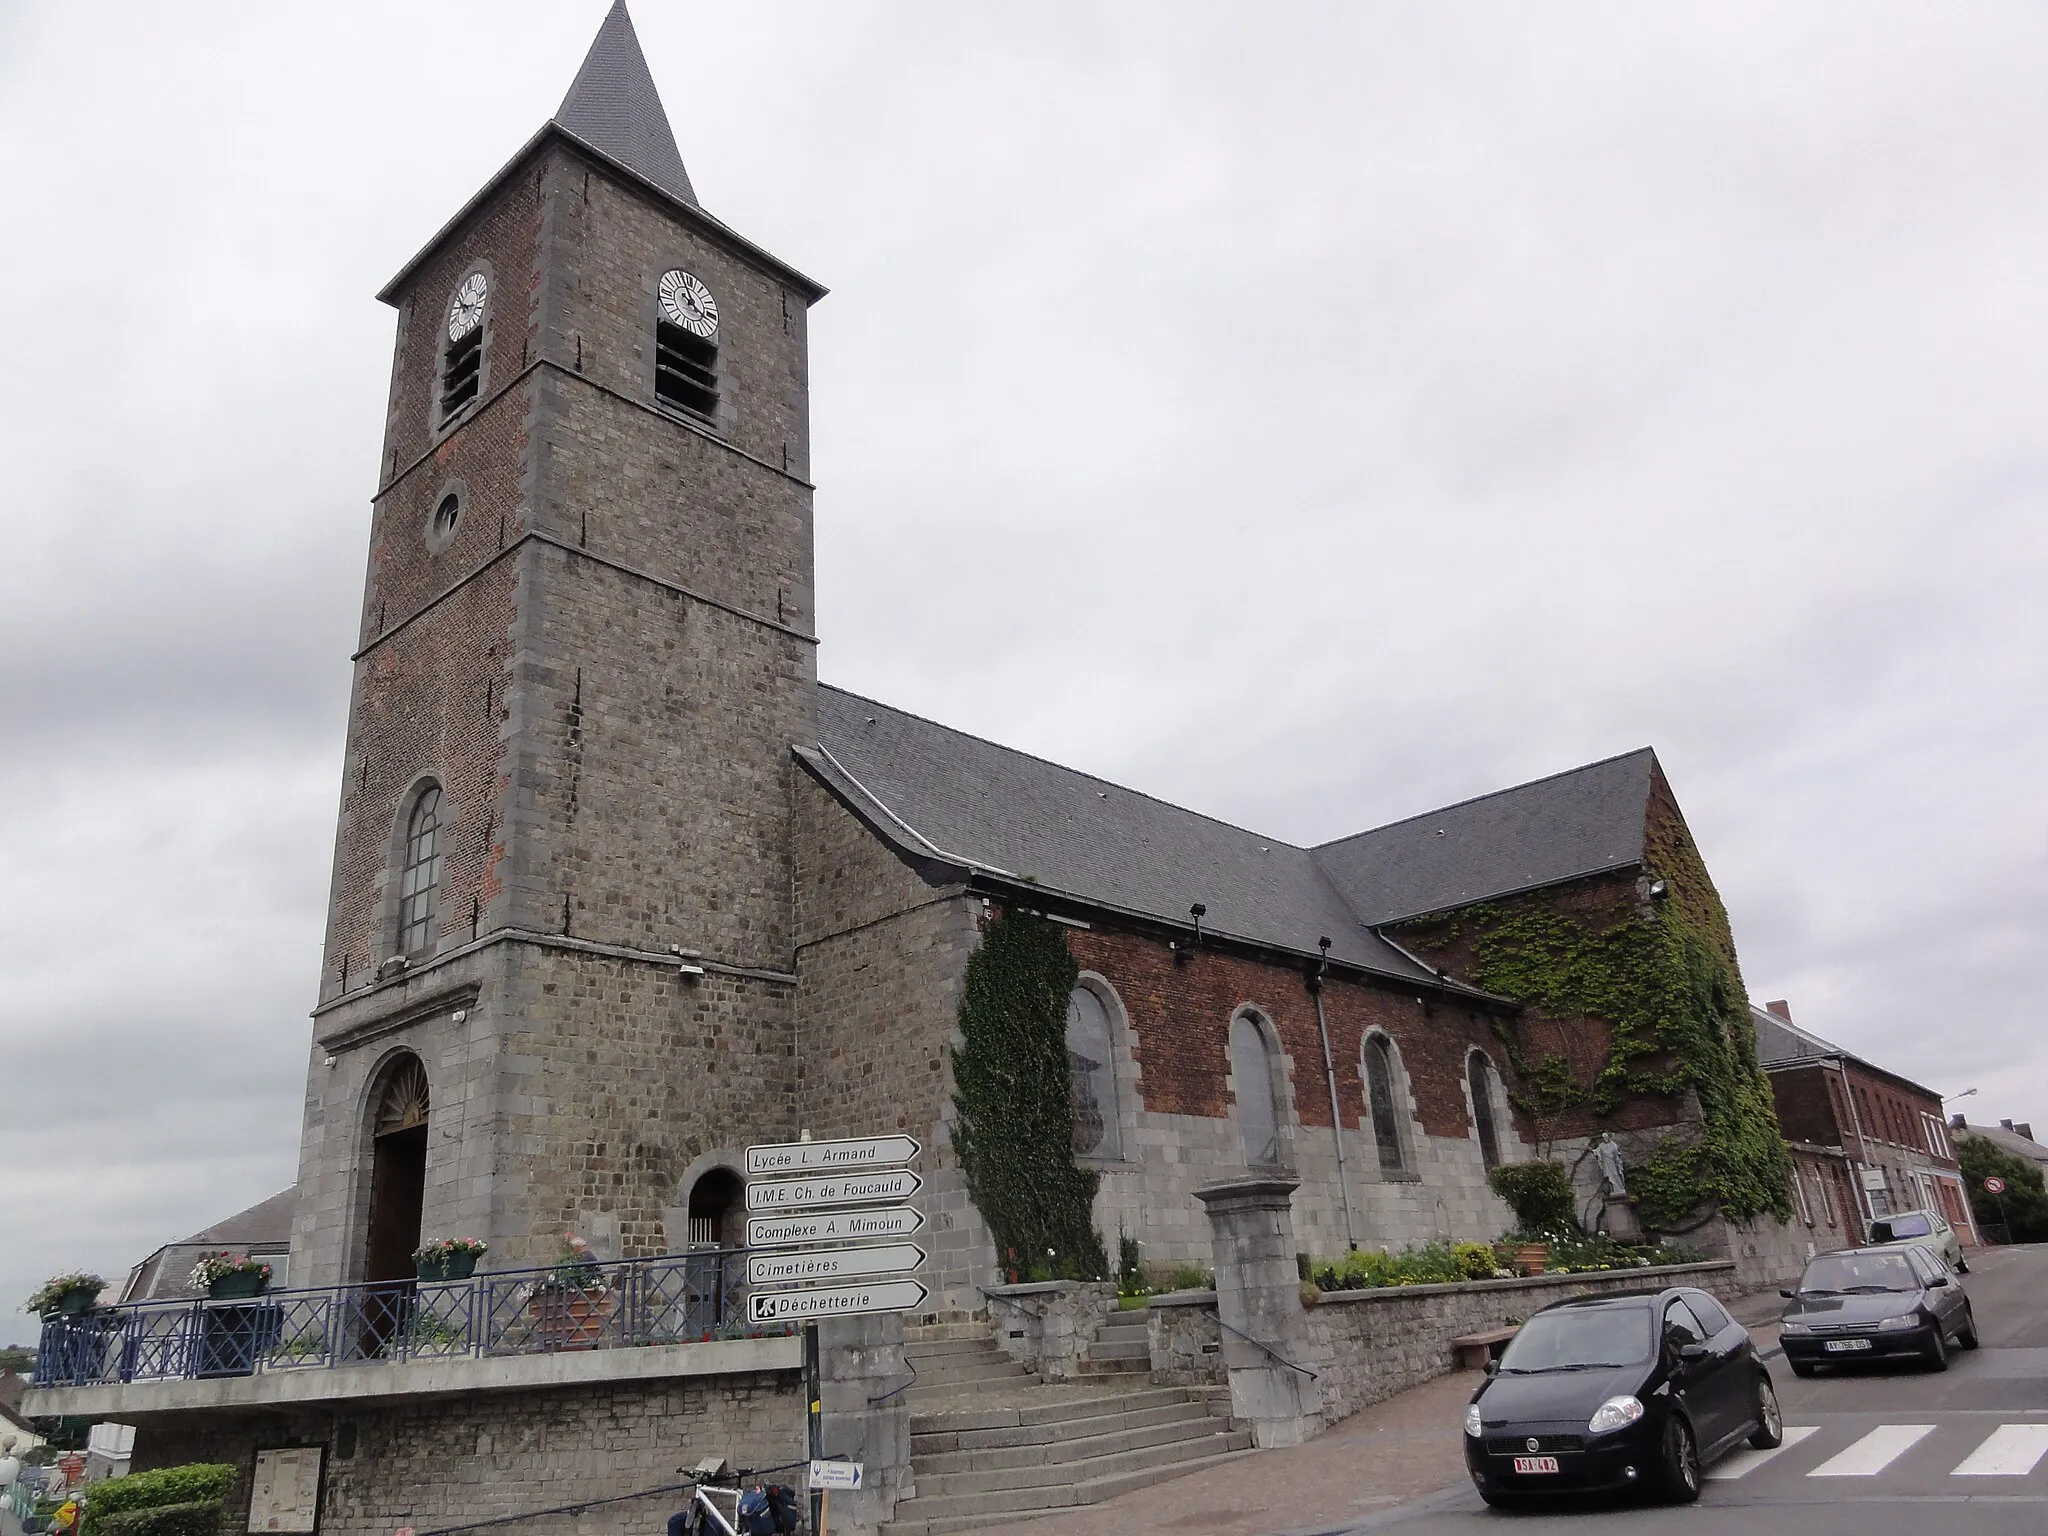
(816, 1314), (912, 1535)
(1600, 1197), (1644, 1244)
(1194, 1177), (1324, 1449)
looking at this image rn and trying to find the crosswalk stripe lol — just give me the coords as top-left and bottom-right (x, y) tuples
(1953, 1425), (2048, 1477)
(1705, 1424), (1818, 1479)
(1807, 1424), (1935, 1477)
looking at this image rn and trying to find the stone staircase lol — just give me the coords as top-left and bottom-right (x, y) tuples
(880, 1321), (1254, 1535)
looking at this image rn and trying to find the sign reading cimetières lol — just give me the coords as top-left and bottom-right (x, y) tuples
(746, 1135), (920, 1175)
(748, 1242), (926, 1286)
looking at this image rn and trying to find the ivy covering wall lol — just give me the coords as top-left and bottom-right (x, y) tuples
(1393, 788), (1793, 1227)
(951, 909), (1109, 1280)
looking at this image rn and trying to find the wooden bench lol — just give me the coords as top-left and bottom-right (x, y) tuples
(1450, 1326), (1519, 1371)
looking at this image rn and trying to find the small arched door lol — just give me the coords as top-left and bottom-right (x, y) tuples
(364, 1056), (430, 1289)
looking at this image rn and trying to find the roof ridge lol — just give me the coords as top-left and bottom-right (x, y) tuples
(1312, 745), (1658, 853)
(817, 683), (1313, 855)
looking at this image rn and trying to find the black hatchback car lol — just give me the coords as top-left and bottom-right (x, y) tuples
(1464, 1287), (1780, 1507)
(1778, 1243), (1978, 1376)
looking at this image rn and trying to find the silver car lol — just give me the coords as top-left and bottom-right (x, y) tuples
(1867, 1209), (1969, 1273)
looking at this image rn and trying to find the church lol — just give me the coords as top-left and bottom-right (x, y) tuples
(29, 6), (1802, 1528)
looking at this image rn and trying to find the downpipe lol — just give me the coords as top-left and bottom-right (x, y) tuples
(1311, 938), (1358, 1251)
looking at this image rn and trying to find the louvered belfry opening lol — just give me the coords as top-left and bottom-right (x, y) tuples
(655, 319), (718, 418)
(442, 327), (483, 419)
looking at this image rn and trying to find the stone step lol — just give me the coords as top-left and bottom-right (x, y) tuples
(1087, 1336), (1149, 1360)
(884, 1444), (1258, 1530)
(917, 1411), (1249, 1480)
(1072, 1354), (1149, 1377)
(903, 1337), (996, 1361)
(902, 1321), (990, 1344)
(912, 1396), (1215, 1453)
(910, 1384), (1195, 1437)
(905, 1354), (1036, 1385)
(918, 1426), (1255, 1497)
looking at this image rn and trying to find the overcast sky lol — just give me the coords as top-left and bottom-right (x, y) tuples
(4, 1), (2046, 1343)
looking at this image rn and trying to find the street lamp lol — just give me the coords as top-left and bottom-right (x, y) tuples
(1943, 1088), (1978, 1103)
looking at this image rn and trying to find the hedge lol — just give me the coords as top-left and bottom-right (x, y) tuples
(99, 1503), (224, 1536)
(81, 1467), (234, 1536)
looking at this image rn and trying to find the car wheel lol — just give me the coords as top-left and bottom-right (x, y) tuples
(1925, 1325), (1949, 1372)
(1956, 1257), (1970, 1275)
(1749, 1373), (1784, 1449)
(1958, 1305), (1980, 1350)
(1660, 1415), (1702, 1504)
(1788, 1358), (1816, 1378)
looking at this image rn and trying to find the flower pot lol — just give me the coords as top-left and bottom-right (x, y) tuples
(1511, 1243), (1549, 1277)
(444, 1250), (480, 1281)
(54, 1285), (100, 1317)
(208, 1271), (270, 1301)
(415, 1257), (449, 1284)
(529, 1288), (614, 1351)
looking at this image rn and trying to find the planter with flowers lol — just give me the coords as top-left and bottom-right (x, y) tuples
(25, 1272), (107, 1319)
(415, 1238), (488, 1283)
(527, 1236), (614, 1351)
(190, 1252), (274, 1301)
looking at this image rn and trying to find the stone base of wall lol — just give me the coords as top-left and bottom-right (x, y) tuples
(1698, 1213), (1822, 1294)
(985, 1281), (1115, 1381)
(129, 1372), (806, 1536)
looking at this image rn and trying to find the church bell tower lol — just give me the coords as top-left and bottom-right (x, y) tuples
(290, 2), (826, 1288)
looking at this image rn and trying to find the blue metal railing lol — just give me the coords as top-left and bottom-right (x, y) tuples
(33, 1248), (779, 1389)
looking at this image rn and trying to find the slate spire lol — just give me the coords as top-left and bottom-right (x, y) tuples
(554, 1), (697, 206)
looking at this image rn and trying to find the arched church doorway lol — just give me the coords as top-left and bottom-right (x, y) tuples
(686, 1167), (743, 1248)
(362, 1054), (429, 1352)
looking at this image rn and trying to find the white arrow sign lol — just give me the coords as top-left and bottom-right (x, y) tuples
(745, 1169), (922, 1212)
(749, 1279), (929, 1324)
(747, 1135), (920, 1176)
(747, 1206), (925, 1249)
(748, 1243), (925, 1287)
(808, 1461), (863, 1492)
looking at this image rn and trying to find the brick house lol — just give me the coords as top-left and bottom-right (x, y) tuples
(1755, 1002), (1978, 1247)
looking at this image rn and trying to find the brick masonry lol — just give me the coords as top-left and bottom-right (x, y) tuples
(130, 1372), (804, 1536)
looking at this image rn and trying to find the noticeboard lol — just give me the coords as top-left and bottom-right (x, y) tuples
(249, 1446), (324, 1533)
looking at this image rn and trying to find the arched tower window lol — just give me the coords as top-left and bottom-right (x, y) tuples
(1066, 985), (1122, 1160)
(1467, 1050), (1504, 1171)
(441, 272), (488, 422)
(396, 786), (444, 956)
(1364, 1033), (1410, 1174)
(1230, 1013), (1285, 1169)
(655, 268), (720, 419)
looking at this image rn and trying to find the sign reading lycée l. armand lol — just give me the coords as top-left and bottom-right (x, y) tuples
(746, 1135), (919, 1175)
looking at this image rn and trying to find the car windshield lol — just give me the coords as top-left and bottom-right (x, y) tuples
(1872, 1214), (1932, 1239)
(1498, 1306), (1652, 1372)
(1796, 1251), (1920, 1294)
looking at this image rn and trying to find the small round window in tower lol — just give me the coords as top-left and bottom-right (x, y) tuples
(433, 494), (460, 538)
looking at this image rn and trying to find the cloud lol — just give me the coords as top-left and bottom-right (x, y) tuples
(5, 0), (2047, 1338)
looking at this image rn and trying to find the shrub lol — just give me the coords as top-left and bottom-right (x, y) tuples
(1168, 1264), (1213, 1292)
(99, 1504), (224, 1536)
(1487, 1161), (1578, 1231)
(80, 1467), (234, 1536)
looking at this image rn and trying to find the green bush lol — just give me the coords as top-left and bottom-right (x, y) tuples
(1959, 1136), (2048, 1243)
(1168, 1264), (1214, 1292)
(99, 1503), (224, 1536)
(1487, 1161), (1578, 1231)
(80, 1466), (234, 1536)
(1506, 1224), (1706, 1274)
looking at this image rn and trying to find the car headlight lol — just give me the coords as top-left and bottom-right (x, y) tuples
(1779, 1320), (1810, 1335)
(1588, 1395), (1645, 1435)
(1465, 1403), (1484, 1438)
(1877, 1314), (1921, 1331)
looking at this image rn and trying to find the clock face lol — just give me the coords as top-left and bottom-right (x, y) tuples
(447, 273), (488, 343)
(659, 269), (719, 338)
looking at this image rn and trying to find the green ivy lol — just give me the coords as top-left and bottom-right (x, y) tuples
(1393, 811), (1793, 1228)
(951, 910), (1108, 1282)
(1487, 1161), (1577, 1229)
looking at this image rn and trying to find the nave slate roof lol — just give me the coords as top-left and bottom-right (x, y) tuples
(806, 686), (1666, 988)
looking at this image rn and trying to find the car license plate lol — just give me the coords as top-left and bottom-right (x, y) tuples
(1824, 1338), (1873, 1352)
(1512, 1456), (1561, 1474)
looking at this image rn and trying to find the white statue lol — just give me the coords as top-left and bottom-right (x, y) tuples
(1595, 1133), (1628, 1198)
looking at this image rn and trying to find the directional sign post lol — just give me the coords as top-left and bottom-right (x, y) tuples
(746, 1168), (922, 1212)
(749, 1279), (930, 1325)
(746, 1206), (924, 1249)
(747, 1136), (920, 1176)
(748, 1243), (925, 1288)
(808, 1461), (863, 1491)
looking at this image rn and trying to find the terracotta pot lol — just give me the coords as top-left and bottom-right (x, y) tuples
(1511, 1243), (1549, 1277)
(530, 1288), (614, 1350)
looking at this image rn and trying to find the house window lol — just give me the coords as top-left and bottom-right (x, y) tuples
(1793, 1164), (1814, 1226)
(1812, 1168), (1835, 1226)
(655, 269), (720, 419)
(1468, 1051), (1504, 1171)
(1230, 1013), (1284, 1168)
(1363, 1033), (1409, 1174)
(440, 272), (487, 422)
(1066, 985), (1122, 1160)
(396, 786), (444, 955)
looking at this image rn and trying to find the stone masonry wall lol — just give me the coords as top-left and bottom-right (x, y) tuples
(131, 1373), (804, 1536)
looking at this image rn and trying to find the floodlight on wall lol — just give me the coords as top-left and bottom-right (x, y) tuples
(668, 943), (706, 978)
(1648, 879), (1670, 900)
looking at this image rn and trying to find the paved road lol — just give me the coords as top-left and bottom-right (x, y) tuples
(1352, 1244), (2048, 1535)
